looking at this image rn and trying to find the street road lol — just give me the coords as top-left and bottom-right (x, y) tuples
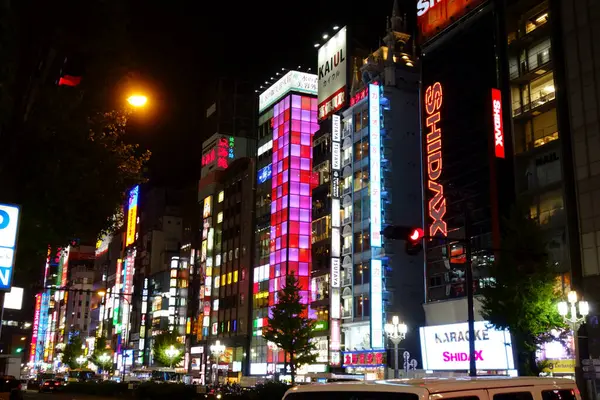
(24, 391), (114, 400)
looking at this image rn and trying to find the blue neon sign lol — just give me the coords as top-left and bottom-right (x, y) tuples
(0, 203), (20, 291)
(257, 164), (272, 184)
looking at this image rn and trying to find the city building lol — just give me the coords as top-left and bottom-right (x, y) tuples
(195, 155), (256, 383)
(249, 69), (319, 378)
(314, 7), (425, 379)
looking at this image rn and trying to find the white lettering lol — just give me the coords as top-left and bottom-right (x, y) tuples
(0, 268), (10, 286)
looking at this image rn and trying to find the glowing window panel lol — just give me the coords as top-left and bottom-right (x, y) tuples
(268, 94), (318, 315)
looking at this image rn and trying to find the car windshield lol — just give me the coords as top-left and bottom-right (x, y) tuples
(286, 392), (419, 400)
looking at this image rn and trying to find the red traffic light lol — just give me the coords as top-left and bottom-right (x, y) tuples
(409, 228), (424, 242)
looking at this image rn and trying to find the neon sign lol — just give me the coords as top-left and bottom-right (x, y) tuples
(491, 88), (505, 159)
(202, 136), (236, 169)
(424, 82), (447, 237)
(30, 294), (41, 363)
(125, 186), (139, 246)
(369, 84), (382, 247)
(342, 350), (387, 367)
(257, 164), (272, 184)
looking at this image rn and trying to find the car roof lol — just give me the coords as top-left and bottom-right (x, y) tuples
(287, 377), (577, 396)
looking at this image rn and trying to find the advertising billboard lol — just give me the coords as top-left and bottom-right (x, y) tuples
(259, 71), (317, 114)
(318, 26), (347, 120)
(4, 286), (23, 310)
(370, 259), (383, 349)
(125, 186), (139, 246)
(420, 321), (514, 371)
(369, 84), (382, 247)
(0, 203), (21, 291)
(417, 0), (487, 43)
(491, 88), (505, 159)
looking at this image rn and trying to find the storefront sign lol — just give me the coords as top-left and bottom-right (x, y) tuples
(491, 88), (505, 159)
(342, 350), (386, 367)
(419, 321), (515, 371)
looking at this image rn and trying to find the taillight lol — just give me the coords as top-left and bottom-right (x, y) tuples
(17, 384), (21, 390)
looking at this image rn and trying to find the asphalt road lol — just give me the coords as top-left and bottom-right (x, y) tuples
(24, 391), (114, 400)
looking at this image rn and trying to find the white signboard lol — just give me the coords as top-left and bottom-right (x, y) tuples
(419, 321), (515, 371)
(332, 114), (341, 141)
(370, 259), (383, 349)
(331, 258), (340, 288)
(0, 204), (20, 291)
(4, 286), (23, 310)
(318, 27), (347, 120)
(369, 84), (382, 247)
(259, 70), (317, 113)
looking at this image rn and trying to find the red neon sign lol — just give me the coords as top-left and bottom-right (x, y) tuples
(491, 88), (505, 159)
(342, 351), (386, 367)
(425, 82), (447, 237)
(201, 136), (235, 169)
(417, 0), (486, 41)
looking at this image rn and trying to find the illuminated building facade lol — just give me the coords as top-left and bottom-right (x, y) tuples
(249, 70), (320, 377)
(195, 158), (255, 382)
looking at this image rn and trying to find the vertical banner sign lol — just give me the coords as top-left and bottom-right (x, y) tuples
(369, 84), (382, 247)
(425, 82), (448, 237)
(126, 186), (139, 246)
(370, 259), (383, 348)
(30, 294), (42, 363)
(330, 114), (342, 364)
(0, 203), (21, 291)
(491, 88), (505, 159)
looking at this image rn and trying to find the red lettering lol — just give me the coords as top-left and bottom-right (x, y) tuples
(425, 83), (447, 237)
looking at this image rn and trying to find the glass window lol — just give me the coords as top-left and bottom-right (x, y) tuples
(494, 393), (534, 400)
(529, 72), (555, 107)
(532, 109), (558, 148)
(542, 390), (577, 400)
(354, 141), (368, 162)
(354, 169), (369, 192)
(218, 191), (224, 203)
(354, 111), (363, 132)
(312, 216), (331, 243)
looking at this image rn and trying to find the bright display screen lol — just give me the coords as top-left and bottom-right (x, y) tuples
(419, 321), (515, 371)
(257, 164), (273, 184)
(369, 84), (382, 247)
(126, 185), (139, 246)
(370, 259), (383, 348)
(0, 203), (20, 291)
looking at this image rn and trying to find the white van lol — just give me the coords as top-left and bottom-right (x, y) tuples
(282, 377), (580, 400)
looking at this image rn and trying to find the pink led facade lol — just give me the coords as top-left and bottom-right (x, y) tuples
(269, 94), (318, 309)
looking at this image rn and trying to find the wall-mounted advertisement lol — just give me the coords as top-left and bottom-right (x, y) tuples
(0, 203), (21, 291)
(259, 71), (317, 113)
(417, 0), (487, 43)
(537, 330), (575, 374)
(491, 88), (505, 159)
(330, 114), (342, 364)
(318, 27), (347, 120)
(369, 84), (382, 247)
(125, 186), (139, 246)
(257, 164), (273, 184)
(370, 259), (383, 349)
(420, 321), (514, 371)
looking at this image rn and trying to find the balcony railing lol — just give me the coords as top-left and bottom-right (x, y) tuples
(513, 90), (556, 117)
(342, 246), (352, 256)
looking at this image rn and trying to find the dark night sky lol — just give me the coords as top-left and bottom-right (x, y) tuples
(124, 0), (416, 185)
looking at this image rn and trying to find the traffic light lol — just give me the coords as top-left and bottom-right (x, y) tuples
(15, 347), (23, 353)
(382, 225), (424, 255)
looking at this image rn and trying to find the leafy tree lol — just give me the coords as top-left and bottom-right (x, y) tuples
(263, 273), (317, 384)
(480, 207), (567, 376)
(92, 336), (114, 372)
(61, 334), (85, 370)
(152, 330), (184, 368)
(0, 0), (150, 279)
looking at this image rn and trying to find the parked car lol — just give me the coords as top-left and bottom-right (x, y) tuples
(0, 377), (23, 400)
(283, 377), (580, 400)
(38, 380), (63, 393)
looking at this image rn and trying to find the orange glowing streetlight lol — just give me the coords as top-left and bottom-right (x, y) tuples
(127, 94), (148, 108)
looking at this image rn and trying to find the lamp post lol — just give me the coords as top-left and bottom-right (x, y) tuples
(98, 353), (111, 376)
(127, 95), (148, 108)
(164, 345), (180, 369)
(385, 316), (407, 379)
(210, 341), (225, 386)
(558, 290), (589, 372)
(267, 341), (278, 378)
(76, 355), (87, 368)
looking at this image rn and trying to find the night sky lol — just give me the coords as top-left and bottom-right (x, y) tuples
(125, 0), (416, 185)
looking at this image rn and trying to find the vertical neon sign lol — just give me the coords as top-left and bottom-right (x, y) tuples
(491, 88), (505, 159)
(370, 259), (383, 348)
(126, 186), (139, 246)
(425, 82), (447, 237)
(30, 294), (41, 363)
(369, 84), (382, 247)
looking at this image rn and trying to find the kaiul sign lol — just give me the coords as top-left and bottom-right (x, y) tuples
(424, 82), (447, 237)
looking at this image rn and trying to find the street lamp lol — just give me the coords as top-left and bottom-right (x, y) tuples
(558, 290), (589, 372)
(558, 290), (589, 330)
(76, 355), (87, 368)
(98, 353), (111, 376)
(127, 94), (148, 108)
(210, 340), (226, 386)
(385, 316), (408, 379)
(164, 345), (180, 369)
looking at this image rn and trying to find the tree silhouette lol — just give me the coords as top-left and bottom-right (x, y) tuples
(480, 207), (567, 375)
(263, 274), (317, 384)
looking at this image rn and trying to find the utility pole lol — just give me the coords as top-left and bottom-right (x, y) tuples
(464, 204), (476, 377)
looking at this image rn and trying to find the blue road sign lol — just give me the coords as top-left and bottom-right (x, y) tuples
(0, 203), (21, 291)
